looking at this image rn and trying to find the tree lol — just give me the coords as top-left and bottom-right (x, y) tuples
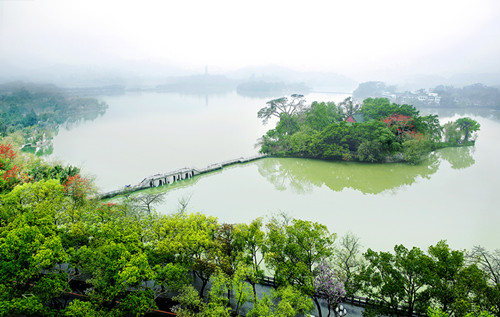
(455, 118), (480, 143)
(151, 212), (219, 298)
(125, 192), (166, 215)
(246, 286), (314, 317)
(443, 121), (463, 144)
(469, 246), (500, 317)
(304, 101), (342, 131)
(425, 240), (488, 316)
(382, 113), (415, 139)
(153, 262), (192, 298)
(265, 216), (336, 317)
(257, 94), (305, 137)
(428, 306), (496, 317)
(316, 122), (357, 161)
(415, 114), (442, 142)
(360, 245), (431, 317)
(257, 94), (306, 125)
(335, 233), (363, 297)
(63, 174), (94, 207)
(0, 181), (70, 316)
(314, 259), (346, 317)
(75, 242), (156, 316)
(443, 118), (481, 145)
(0, 144), (23, 193)
(214, 223), (247, 304)
(234, 218), (267, 302)
(402, 138), (432, 164)
(356, 140), (384, 162)
(172, 284), (208, 316)
(338, 97), (361, 119)
(361, 98), (419, 120)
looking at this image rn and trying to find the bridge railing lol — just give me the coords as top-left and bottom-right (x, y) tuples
(100, 155), (267, 199)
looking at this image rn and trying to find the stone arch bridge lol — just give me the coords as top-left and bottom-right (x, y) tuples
(100, 155), (265, 199)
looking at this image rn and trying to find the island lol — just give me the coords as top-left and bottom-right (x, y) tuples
(257, 95), (480, 164)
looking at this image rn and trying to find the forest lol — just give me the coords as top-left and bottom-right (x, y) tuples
(258, 96), (480, 163)
(0, 82), (108, 151)
(0, 142), (498, 317)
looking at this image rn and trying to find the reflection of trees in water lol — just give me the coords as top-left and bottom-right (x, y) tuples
(438, 146), (475, 170)
(61, 108), (107, 130)
(257, 159), (316, 194)
(257, 155), (445, 195)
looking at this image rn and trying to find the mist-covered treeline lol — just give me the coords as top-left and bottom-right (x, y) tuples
(0, 82), (107, 148)
(353, 81), (500, 108)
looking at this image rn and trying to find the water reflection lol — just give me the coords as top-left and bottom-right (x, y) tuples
(438, 147), (475, 170)
(21, 98), (107, 156)
(256, 147), (475, 195)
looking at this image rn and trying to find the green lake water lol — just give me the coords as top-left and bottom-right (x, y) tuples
(47, 92), (500, 252)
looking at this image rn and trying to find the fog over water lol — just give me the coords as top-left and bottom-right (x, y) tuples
(1, 0), (500, 84)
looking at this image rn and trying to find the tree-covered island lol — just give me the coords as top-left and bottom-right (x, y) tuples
(258, 95), (480, 163)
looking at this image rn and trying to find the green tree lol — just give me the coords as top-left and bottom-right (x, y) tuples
(234, 218), (267, 302)
(415, 114), (443, 142)
(356, 140), (384, 162)
(258, 94), (306, 125)
(425, 240), (489, 316)
(304, 101), (341, 131)
(75, 242), (156, 316)
(455, 118), (481, 143)
(0, 181), (70, 316)
(315, 122), (358, 161)
(246, 286), (314, 317)
(172, 284), (208, 316)
(402, 138), (432, 164)
(361, 98), (420, 120)
(443, 121), (463, 144)
(360, 245), (431, 317)
(151, 212), (219, 298)
(265, 216), (336, 316)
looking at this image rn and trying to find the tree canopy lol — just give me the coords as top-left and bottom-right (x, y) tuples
(0, 144), (496, 316)
(258, 97), (479, 164)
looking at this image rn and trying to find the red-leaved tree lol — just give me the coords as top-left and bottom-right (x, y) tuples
(0, 144), (22, 193)
(63, 174), (91, 206)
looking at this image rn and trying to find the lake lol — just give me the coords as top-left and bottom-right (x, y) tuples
(48, 91), (500, 252)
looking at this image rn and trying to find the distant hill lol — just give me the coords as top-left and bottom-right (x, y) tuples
(155, 74), (237, 94)
(236, 80), (311, 98)
(352, 81), (500, 108)
(229, 65), (357, 92)
(352, 81), (397, 101)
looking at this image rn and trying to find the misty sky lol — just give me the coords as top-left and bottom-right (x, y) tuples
(1, 0), (500, 79)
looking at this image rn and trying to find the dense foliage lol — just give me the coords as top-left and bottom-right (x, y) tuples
(0, 146), (498, 317)
(0, 82), (107, 151)
(258, 96), (479, 163)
